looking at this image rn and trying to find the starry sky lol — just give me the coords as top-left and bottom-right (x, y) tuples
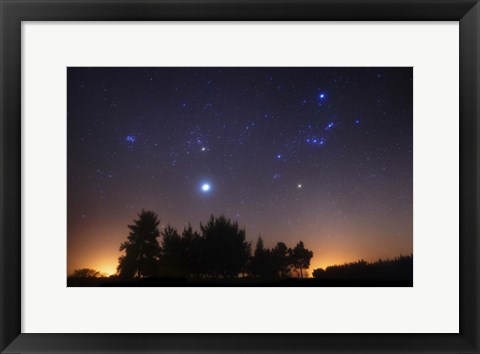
(67, 67), (413, 276)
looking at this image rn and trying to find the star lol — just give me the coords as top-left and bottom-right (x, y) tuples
(201, 183), (211, 192)
(297, 184), (302, 189)
(319, 93), (326, 100)
(325, 122), (334, 130)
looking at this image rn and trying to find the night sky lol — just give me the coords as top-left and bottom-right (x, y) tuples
(67, 67), (413, 276)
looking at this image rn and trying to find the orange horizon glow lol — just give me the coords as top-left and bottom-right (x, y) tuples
(69, 235), (412, 278)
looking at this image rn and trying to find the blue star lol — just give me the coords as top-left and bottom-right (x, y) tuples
(276, 154), (282, 160)
(355, 119), (361, 125)
(325, 122), (334, 130)
(201, 183), (211, 192)
(319, 93), (326, 100)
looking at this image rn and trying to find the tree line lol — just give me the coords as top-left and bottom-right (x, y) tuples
(312, 255), (413, 280)
(113, 210), (313, 279)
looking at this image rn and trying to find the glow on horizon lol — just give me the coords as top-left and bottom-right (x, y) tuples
(71, 258), (117, 277)
(72, 254), (383, 278)
(94, 262), (117, 277)
(68, 246), (408, 277)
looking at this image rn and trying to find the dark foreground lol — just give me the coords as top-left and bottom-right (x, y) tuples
(68, 276), (413, 287)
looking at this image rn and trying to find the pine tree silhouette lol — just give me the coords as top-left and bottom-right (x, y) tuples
(290, 241), (313, 278)
(117, 210), (161, 278)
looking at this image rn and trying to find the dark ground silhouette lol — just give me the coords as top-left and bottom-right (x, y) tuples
(67, 276), (412, 287)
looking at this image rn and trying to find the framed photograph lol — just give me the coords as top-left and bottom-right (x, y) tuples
(66, 66), (414, 289)
(1, 0), (478, 353)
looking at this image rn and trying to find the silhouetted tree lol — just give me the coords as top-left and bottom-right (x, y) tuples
(159, 225), (185, 276)
(290, 241), (313, 278)
(271, 242), (291, 278)
(158, 223), (206, 277)
(200, 215), (251, 278)
(249, 236), (263, 277)
(114, 211), (319, 282)
(117, 210), (161, 278)
(312, 268), (325, 278)
(69, 268), (105, 278)
(249, 237), (275, 278)
(181, 224), (204, 277)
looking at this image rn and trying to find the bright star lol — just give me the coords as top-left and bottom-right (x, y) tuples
(201, 147), (206, 151)
(276, 154), (282, 160)
(297, 184), (302, 188)
(319, 93), (326, 99)
(201, 183), (211, 192)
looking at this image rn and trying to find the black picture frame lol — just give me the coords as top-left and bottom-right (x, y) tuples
(1, 0), (478, 353)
